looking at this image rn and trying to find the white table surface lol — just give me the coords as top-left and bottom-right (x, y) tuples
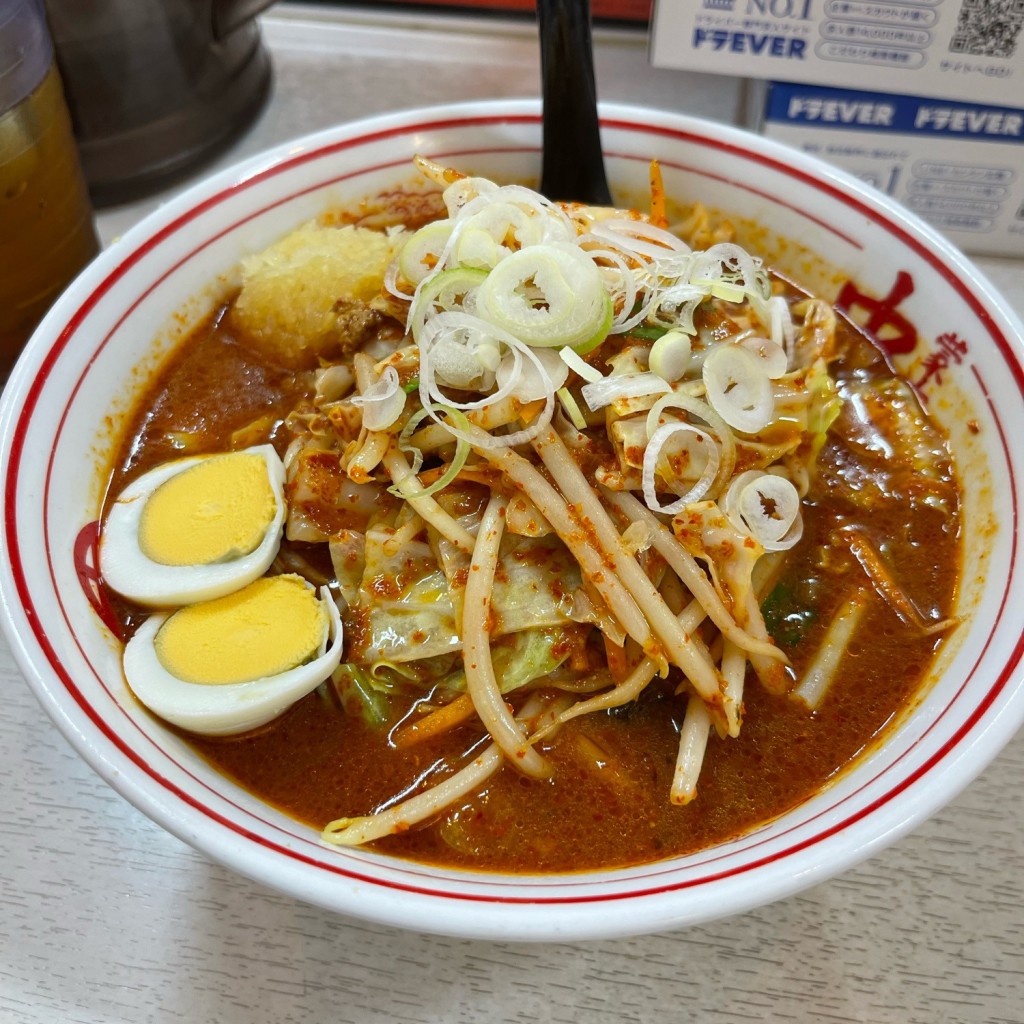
(3, 5), (1024, 1022)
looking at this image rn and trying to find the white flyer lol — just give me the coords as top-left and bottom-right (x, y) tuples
(650, 0), (1024, 105)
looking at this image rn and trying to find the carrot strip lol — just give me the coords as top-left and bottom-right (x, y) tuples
(649, 159), (668, 229)
(844, 527), (957, 636)
(392, 693), (477, 749)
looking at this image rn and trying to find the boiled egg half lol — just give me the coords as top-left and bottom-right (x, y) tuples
(124, 573), (344, 735)
(100, 445), (286, 606)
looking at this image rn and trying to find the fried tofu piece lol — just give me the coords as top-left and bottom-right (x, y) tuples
(231, 223), (404, 368)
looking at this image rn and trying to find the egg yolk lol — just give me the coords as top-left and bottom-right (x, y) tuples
(154, 575), (327, 685)
(138, 453), (276, 567)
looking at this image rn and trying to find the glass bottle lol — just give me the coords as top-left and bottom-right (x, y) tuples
(0, 0), (99, 382)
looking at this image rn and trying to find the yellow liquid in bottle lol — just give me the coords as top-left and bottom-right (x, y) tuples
(0, 64), (99, 381)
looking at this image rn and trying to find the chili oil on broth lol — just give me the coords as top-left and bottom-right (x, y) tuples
(100, 262), (961, 874)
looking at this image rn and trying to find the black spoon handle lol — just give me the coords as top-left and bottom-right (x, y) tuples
(538, 0), (613, 205)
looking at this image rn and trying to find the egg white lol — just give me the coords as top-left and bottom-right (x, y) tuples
(123, 584), (344, 736)
(99, 444), (286, 607)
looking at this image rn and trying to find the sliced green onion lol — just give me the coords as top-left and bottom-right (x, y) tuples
(417, 312), (556, 449)
(581, 371), (670, 413)
(739, 336), (788, 379)
(431, 334), (495, 390)
(410, 266), (488, 340)
(709, 281), (747, 303)
(396, 405), (434, 476)
(648, 329), (692, 383)
(642, 421), (720, 514)
(571, 290), (614, 355)
(692, 243), (766, 301)
(350, 365), (406, 431)
(454, 201), (555, 267)
(587, 217), (690, 261)
(557, 387), (588, 430)
(391, 405), (471, 499)
(496, 347), (567, 403)
(723, 471), (802, 551)
(454, 227), (502, 270)
(627, 324), (671, 342)
(558, 345), (604, 384)
(649, 282), (705, 336)
(398, 220), (454, 285)
(418, 312), (529, 412)
(643, 389), (736, 499)
(702, 343), (774, 434)
(477, 244), (611, 350)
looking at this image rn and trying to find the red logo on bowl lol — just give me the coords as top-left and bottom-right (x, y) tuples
(915, 331), (971, 390)
(73, 521), (125, 640)
(836, 270), (917, 358)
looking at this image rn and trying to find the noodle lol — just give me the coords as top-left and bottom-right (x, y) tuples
(793, 591), (869, 710)
(382, 513), (425, 557)
(531, 427), (723, 703)
(380, 443), (476, 553)
(531, 655), (659, 743)
(323, 745), (502, 846)
(739, 589), (790, 694)
(671, 693), (712, 805)
(602, 489), (785, 666)
(469, 426), (660, 664)
(462, 493), (549, 777)
(345, 430), (390, 483)
(322, 694), (568, 846)
(720, 639), (747, 738)
(351, 353), (477, 554)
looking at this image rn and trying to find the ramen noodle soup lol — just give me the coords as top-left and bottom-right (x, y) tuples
(96, 160), (960, 873)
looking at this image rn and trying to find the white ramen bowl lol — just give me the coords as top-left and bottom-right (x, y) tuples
(2, 100), (1023, 941)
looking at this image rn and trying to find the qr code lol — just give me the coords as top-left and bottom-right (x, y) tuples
(949, 0), (1024, 57)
